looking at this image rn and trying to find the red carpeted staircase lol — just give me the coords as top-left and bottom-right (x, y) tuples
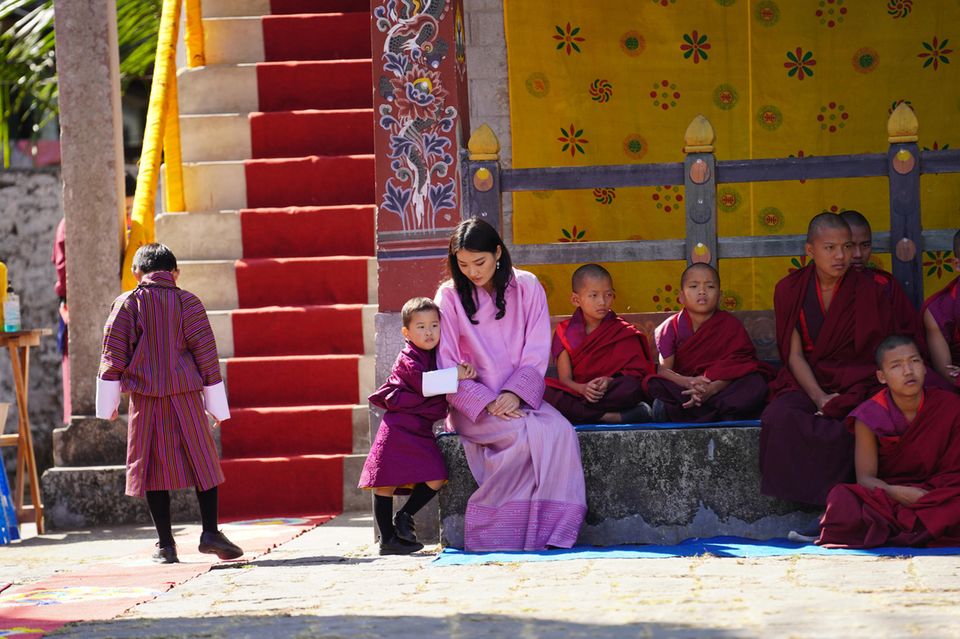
(164, 0), (376, 520)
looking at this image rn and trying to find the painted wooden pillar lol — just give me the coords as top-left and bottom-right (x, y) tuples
(886, 103), (923, 309)
(682, 115), (718, 268)
(371, 0), (470, 312)
(460, 124), (502, 234)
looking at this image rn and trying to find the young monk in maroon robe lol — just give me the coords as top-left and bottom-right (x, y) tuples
(760, 213), (900, 506)
(359, 297), (476, 555)
(544, 264), (655, 424)
(922, 230), (960, 388)
(818, 336), (960, 547)
(646, 263), (774, 423)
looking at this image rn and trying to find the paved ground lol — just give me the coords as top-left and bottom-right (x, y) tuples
(4, 514), (960, 638)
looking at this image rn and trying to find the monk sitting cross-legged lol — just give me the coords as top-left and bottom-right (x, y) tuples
(544, 263), (656, 424)
(760, 212), (901, 506)
(818, 336), (960, 548)
(645, 263), (774, 423)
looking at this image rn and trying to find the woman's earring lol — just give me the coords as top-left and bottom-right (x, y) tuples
(496, 260), (501, 271)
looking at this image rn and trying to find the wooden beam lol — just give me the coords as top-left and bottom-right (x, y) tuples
(509, 239), (685, 265)
(501, 163), (685, 192)
(716, 154), (888, 184)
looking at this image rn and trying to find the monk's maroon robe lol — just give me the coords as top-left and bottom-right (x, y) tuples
(760, 265), (897, 505)
(544, 309), (655, 424)
(819, 388), (960, 547)
(645, 310), (774, 422)
(922, 277), (960, 380)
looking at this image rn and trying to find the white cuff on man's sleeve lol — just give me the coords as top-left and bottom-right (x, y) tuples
(203, 382), (231, 421)
(96, 378), (121, 419)
(422, 367), (459, 397)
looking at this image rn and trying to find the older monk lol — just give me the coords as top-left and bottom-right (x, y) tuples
(760, 213), (901, 506)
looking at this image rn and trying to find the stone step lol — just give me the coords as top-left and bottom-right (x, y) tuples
(223, 354), (376, 407)
(181, 155), (374, 213)
(157, 210), (242, 260)
(202, 0), (269, 18)
(182, 160), (246, 212)
(177, 257), (377, 311)
(180, 114), (251, 163)
(203, 17), (265, 66)
(40, 455), (371, 530)
(178, 65), (258, 116)
(203, 13), (371, 65)
(207, 304), (377, 359)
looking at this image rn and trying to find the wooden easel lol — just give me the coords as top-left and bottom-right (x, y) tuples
(0, 329), (51, 534)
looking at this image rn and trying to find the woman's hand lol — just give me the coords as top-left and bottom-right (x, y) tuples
(486, 392), (523, 419)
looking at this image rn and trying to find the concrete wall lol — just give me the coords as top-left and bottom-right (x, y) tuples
(0, 169), (65, 477)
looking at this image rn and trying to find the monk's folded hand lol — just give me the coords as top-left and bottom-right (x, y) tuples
(814, 392), (841, 415)
(681, 387), (704, 408)
(889, 485), (928, 506)
(584, 378), (609, 402)
(947, 365), (960, 379)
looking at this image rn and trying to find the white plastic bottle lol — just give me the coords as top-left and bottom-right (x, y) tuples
(3, 286), (20, 332)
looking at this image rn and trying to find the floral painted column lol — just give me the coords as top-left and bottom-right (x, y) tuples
(372, 0), (470, 311)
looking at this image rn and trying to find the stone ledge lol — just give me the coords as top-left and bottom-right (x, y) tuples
(41, 466), (200, 530)
(437, 426), (817, 548)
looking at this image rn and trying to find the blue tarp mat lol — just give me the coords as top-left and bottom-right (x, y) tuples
(432, 536), (960, 566)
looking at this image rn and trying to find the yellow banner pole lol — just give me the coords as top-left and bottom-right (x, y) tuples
(163, 65), (186, 213)
(185, 0), (206, 67)
(129, 0), (181, 243)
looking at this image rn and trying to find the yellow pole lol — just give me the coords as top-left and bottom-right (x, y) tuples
(163, 65), (186, 213)
(185, 0), (206, 67)
(130, 0), (181, 243)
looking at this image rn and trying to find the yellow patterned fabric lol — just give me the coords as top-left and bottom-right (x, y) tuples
(505, 0), (959, 314)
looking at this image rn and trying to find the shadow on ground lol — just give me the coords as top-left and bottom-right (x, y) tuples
(50, 614), (741, 638)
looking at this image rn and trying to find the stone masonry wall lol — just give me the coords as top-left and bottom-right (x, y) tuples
(0, 169), (65, 478)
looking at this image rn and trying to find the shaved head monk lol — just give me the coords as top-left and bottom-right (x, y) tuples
(819, 336), (960, 548)
(922, 230), (960, 388)
(544, 263), (656, 424)
(645, 263), (774, 422)
(760, 213), (905, 507)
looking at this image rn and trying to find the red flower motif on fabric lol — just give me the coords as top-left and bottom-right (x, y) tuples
(918, 36), (953, 70)
(559, 226), (587, 243)
(553, 23), (585, 55)
(923, 251), (956, 279)
(558, 124), (588, 156)
(923, 141), (951, 151)
(680, 30), (711, 63)
(784, 47), (816, 79)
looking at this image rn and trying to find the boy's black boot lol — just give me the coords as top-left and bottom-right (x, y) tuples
(379, 536), (424, 556)
(394, 511), (417, 543)
(199, 530), (244, 560)
(152, 543), (179, 564)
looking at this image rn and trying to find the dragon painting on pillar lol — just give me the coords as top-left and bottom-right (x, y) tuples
(373, 0), (469, 236)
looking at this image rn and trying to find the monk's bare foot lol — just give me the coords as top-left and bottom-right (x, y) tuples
(600, 412), (621, 423)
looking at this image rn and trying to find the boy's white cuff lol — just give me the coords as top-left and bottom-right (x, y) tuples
(96, 378), (121, 419)
(204, 382), (231, 421)
(422, 367), (459, 397)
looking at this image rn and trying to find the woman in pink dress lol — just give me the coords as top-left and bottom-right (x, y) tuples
(435, 219), (587, 551)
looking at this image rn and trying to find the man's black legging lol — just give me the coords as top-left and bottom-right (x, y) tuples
(146, 486), (219, 547)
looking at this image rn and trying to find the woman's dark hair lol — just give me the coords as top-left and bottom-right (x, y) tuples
(447, 218), (513, 324)
(132, 243), (178, 274)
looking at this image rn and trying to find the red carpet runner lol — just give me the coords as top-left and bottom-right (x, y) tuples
(218, 2), (374, 520)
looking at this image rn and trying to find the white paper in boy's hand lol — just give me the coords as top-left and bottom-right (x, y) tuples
(95, 378), (121, 420)
(203, 382), (231, 421)
(423, 367), (459, 397)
